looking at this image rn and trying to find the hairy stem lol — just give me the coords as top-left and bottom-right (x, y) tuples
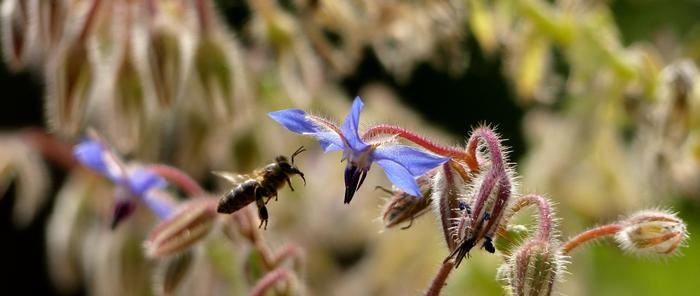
(362, 124), (478, 171)
(561, 224), (622, 255)
(506, 194), (554, 241)
(425, 260), (455, 296)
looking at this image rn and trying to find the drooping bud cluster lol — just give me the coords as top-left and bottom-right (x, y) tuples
(1, 0), (252, 155)
(447, 127), (517, 266)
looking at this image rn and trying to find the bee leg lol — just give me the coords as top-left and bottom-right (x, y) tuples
(255, 188), (269, 230)
(400, 217), (415, 230)
(285, 176), (295, 191)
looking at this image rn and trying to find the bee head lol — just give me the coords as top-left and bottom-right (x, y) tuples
(277, 146), (306, 185)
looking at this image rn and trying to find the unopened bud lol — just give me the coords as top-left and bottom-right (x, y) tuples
(145, 199), (217, 258)
(45, 41), (93, 136)
(431, 162), (469, 251)
(502, 240), (563, 296)
(1, 0), (35, 70)
(380, 175), (433, 229)
(154, 251), (194, 296)
(615, 210), (688, 255)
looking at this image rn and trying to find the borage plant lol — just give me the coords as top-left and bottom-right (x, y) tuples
(71, 132), (308, 295)
(270, 97), (690, 296)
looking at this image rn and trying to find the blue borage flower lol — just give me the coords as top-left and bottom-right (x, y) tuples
(74, 138), (176, 227)
(269, 96), (449, 203)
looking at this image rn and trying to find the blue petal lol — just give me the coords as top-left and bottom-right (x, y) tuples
(128, 168), (168, 196)
(141, 191), (176, 219)
(74, 139), (109, 175)
(340, 97), (369, 152)
(315, 131), (345, 152)
(269, 109), (344, 152)
(372, 145), (449, 176)
(268, 109), (319, 134)
(375, 159), (422, 197)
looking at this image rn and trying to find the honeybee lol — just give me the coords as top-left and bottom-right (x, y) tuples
(213, 146), (306, 229)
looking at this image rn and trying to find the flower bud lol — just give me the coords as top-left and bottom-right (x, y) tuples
(1, 0), (36, 70)
(380, 175), (433, 229)
(615, 210), (688, 255)
(502, 240), (563, 296)
(153, 251), (194, 296)
(45, 41), (93, 136)
(145, 3), (194, 108)
(448, 127), (516, 266)
(431, 162), (469, 251)
(145, 199), (217, 258)
(192, 32), (240, 119)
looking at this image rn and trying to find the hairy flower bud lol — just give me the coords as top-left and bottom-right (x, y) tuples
(615, 210), (688, 255)
(145, 199), (217, 258)
(448, 127), (516, 266)
(431, 162), (469, 251)
(502, 240), (563, 296)
(380, 175), (433, 229)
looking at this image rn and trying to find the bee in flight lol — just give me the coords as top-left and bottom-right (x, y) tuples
(213, 146), (306, 229)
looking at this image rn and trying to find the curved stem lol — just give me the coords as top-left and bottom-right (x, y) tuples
(560, 224), (622, 255)
(249, 267), (290, 296)
(506, 194), (553, 242)
(362, 124), (478, 171)
(147, 164), (207, 197)
(425, 260), (455, 296)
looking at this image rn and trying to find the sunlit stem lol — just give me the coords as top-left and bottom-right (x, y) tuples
(424, 260), (455, 296)
(362, 124), (479, 171)
(560, 224), (623, 255)
(147, 164), (207, 197)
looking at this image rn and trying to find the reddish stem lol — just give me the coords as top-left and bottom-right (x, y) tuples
(146, 0), (158, 17)
(424, 260), (455, 296)
(507, 194), (553, 242)
(147, 164), (207, 197)
(362, 124), (478, 171)
(561, 224), (623, 255)
(272, 244), (305, 270)
(78, 0), (102, 42)
(249, 267), (290, 296)
(20, 128), (77, 170)
(194, 0), (210, 33)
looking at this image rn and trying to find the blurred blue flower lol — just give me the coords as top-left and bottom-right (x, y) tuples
(269, 96), (449, 203)
(74, 139), (175, 227)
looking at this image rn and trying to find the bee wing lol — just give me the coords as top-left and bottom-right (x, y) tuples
(212, 171), (249, 185)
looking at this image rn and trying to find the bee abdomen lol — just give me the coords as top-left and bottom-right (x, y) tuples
(217, 180), (257, 214)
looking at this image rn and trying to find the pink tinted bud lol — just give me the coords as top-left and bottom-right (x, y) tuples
(145, 199), (217, 258)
